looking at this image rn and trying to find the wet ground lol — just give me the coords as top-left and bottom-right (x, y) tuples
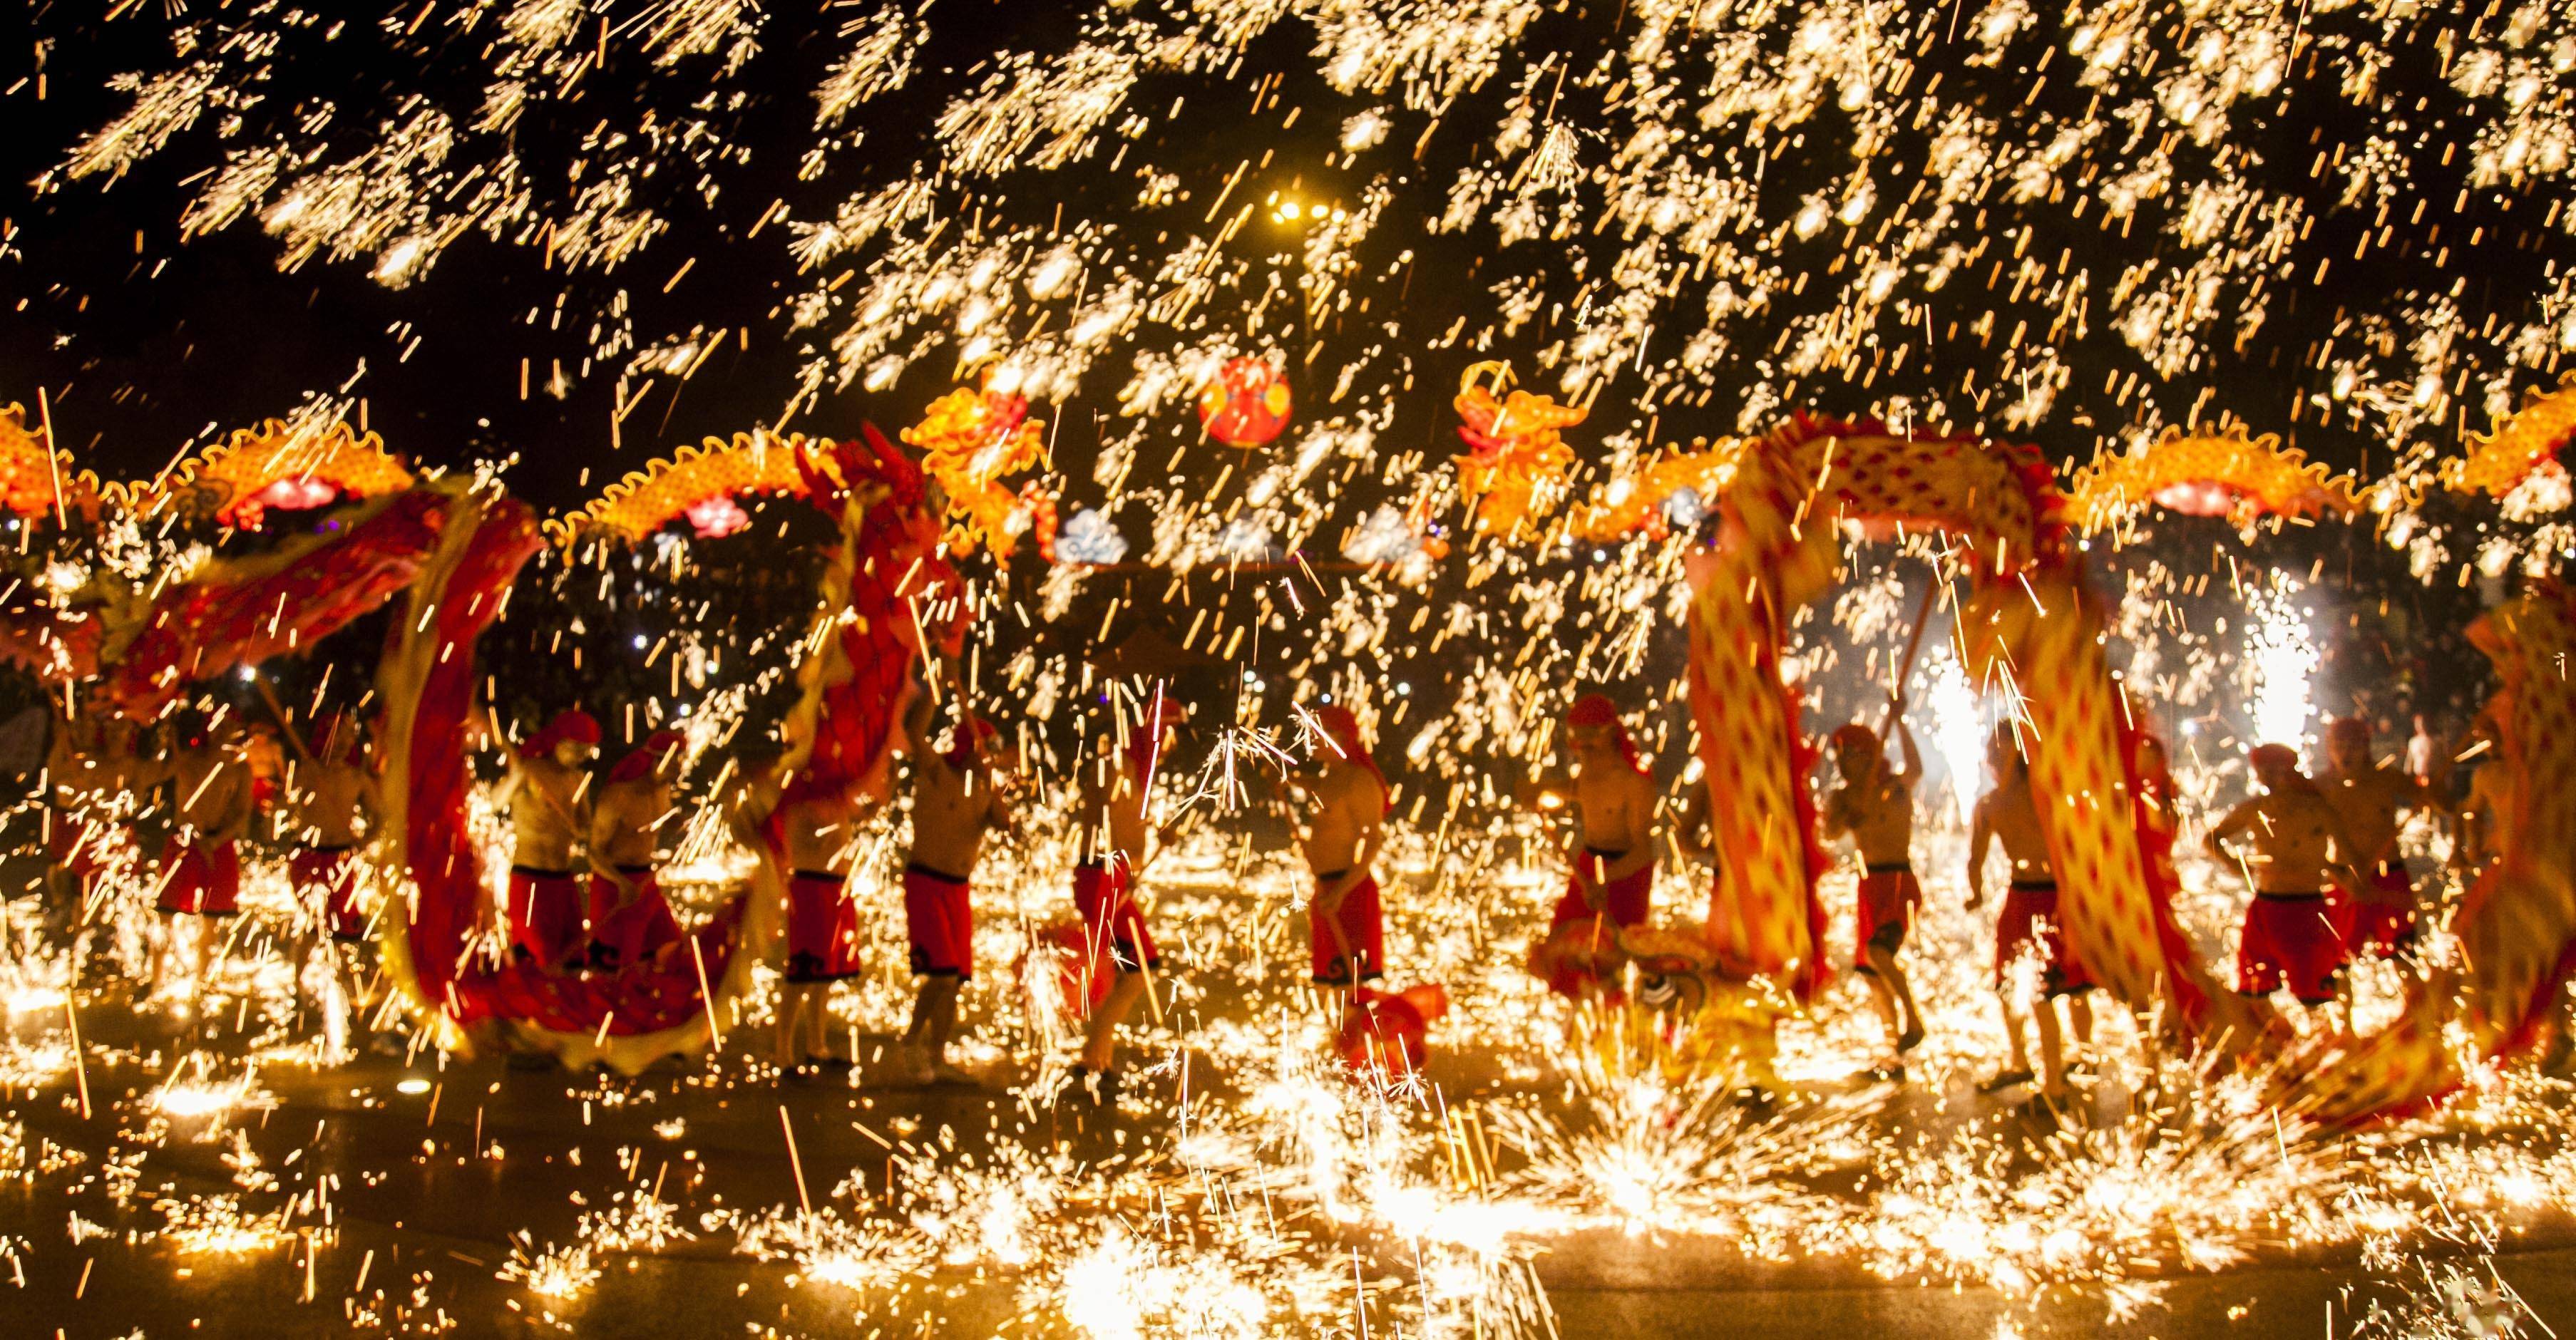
(8, 991), (2575, 1339)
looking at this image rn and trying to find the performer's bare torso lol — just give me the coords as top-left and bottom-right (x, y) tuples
(593, 776), (669, 871)
(1571, 750), (1651, 862)
(289, 759), (369, 849)
(1297, 760), (1382, 876)
(913, 753), (1008, 877)
(1825, 768), (1914, 868)
(784, 794), (859, 876)
(50, 723), (138, 813)
(2212, 788), (2351, 894)
(1976, 776), (2054, 882)
(2319, 763), (2416, 869)
(1079, 750), (1151, 869)
(171, 743), (251, 840)
(510, 756), (588, 871)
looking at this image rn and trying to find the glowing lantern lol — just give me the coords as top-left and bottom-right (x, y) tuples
(1196, 357), (1292, 448)
(683, 493), (751, 538)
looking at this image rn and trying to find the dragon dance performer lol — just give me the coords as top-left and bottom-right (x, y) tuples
(1968, 726), (2096, 1101)
(279, 711), (380, 1035)
(1526, 694), (1657, 1000)
(1820, 699), (1929, 1080)
(282, 713), (378, 946)
(43, 710), (142, 956)
(496, 709), (599, 973)
(2209, 743), (2366, 1016)
(774, 777), (867, 1076)
(896, 676), (1017, 1086)
(152, 715), (255, 996)
(2318, 715), (2446, 961)
(1067, 700), (1177, 1100)
(586, 731), (689, 972)
(1295, 706), (1390, 1012)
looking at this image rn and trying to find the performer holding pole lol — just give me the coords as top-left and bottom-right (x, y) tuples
(773, 778), (867, 1075)
(1067, 695), (1176, 1101)
(1824, 697), (1929, 1081)
(277, 711), (378, 1026)
(896, 665), (1017, 1086)
(152, 715), (254, 1000)
(1294, 706), (1390, 1018)
(1526, 694), (1657, 1000)
(586, 731), (689, 972)
(494, 710), (598, 973)
(1967, 725), (2095, 1101)
(2208, 743), (2366, 1020)
(2318, 716), (2446, 961)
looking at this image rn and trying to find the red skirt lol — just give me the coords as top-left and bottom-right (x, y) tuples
(1547, 862), (1653, 932)
(2340, 863), (2418, 959)
(507, 867), (585, 969)
(902, 864), (975, 979)
(1995, 881), (2093, 996)
(1310, 873), (1385, 986)
(155, 837), (241, 917)
(785, 868), (866, 983)
(47, 812), (126, 881)
(1854, 865), (1921, 963)
(585, 867), (684, 972)
(1073, 861), (1159, 972)
(292, 846), (368, 941)
(2238, 892), (2345, 1004)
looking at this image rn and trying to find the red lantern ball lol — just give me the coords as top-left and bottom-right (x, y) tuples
(1196, 357), (1292, 448)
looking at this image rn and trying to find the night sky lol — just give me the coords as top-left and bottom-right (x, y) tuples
(9, 4), (2569, 519)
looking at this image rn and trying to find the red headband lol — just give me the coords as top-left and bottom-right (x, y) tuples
(1314, 706), (1390, 814)
(522, 709), (601, 760)
(610, 730), (684, 784)
(2248, 743), (2302, 773)
(1566, 694), (1647, 775)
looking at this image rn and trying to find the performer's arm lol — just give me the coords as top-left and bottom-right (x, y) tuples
(2320, 805), (2368, 897)
(1965, 800), (1993, 909)
(1889, 714), (1923, 788)
(490, 755), (525, 811)
(1674, 785), (1714, 863)
(2204, 802), (2254, 865)
(589, 791), (635, 901)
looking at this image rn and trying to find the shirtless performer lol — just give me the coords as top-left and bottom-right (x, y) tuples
(1820, 704), (1927, 1076)
(1068, 700), (1177, 1098)
(43, 710), (142, 953)
(494, 710), (598, 972)
(897, 682), (1017, 1085)
(279, 712), (379, 1031)
(2318, 716), (2445, 960)
(2208, 743), (2365, 1014)
(153, 716), (255, 996)
(587, 731), (689, 972)
(282, 713), (378, 947)
(774, 776), (867, 1075)
(1528, 694), (1657, 999)
(1967, 726), (2096, 1101)
(2456, 716), (2515, 876)
(1295, 706), (1390, 1012)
